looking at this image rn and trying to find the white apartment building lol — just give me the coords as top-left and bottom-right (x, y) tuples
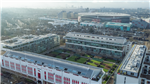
(115, 45), (147, 84)
(1, 49), (105, 84)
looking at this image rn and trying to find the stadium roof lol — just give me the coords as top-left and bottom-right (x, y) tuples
(3, 50), (103, 78)
(78, 12), (130, 17)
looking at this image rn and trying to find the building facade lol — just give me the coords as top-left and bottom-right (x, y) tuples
(78, 12), (130, 23)
(139, 53), (150, 84)
(132, 19), (149, 29)
(115, 45), (147, 84)
(64, 32), (132, 60)
(1, 49), (105, 84)
(105, 22), (132, 31)
(2, 34), (60, 53)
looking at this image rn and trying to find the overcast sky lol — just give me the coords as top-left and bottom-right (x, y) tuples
(1, 0), (150, 9)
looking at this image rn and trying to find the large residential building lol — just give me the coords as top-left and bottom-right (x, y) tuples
(78, 12), (130, 23)
(64, 32), (132, 60)
(1, 49), (105, 84)
(115, 45), (147, 84)
(2, 34), (60, 53)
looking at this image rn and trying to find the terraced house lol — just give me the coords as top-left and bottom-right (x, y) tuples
(2, 33), (60, 53)
(64, 32), (132, 60)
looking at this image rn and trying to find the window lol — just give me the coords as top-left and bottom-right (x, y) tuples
(109, 39), (112, 40)
(81, 82), (87, 84)
(44, 71), (46, 80)
(38, 73), (41, 79)
(28, 67), (33, 75)
(34, 68), (36, 76)
(64, 77), (70, 84)
(2, 60), (4, 66)
(124, 77), (126, 84)
(22, 65), (26, 73)
(147, 81), (150, 84)
(5, 60), (9, 68)
(10, 62), (15, 70)
(55, 75), (62, 83)
(16, 64), (20, 71)
(48, 72), (54, 82)
(72, 80), (79, 84)
(131, 73), (134, 76)
(97, 37), (99, 39)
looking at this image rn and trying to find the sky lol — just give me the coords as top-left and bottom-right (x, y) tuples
(1, 0), (150, 9)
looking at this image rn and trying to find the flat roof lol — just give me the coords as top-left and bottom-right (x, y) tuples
(65, 32), (127, 44)
(78, 12), (130, 17)
(2, 33), (58, 47)
(120, 45), (146, 73)
(3, 50), (103, 78)
(106, 22), (132, 27)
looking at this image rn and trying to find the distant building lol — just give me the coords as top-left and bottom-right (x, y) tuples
(78, 12), (130, 23)
(58, 11), (67, 19)
(115, 45), (147, 84)
(64, 32), (132, 60)
(1, 49), (105, 84)
(2, 34), (60, 53)
(132, 19), (150, 28)
(105, 22), (132, 31)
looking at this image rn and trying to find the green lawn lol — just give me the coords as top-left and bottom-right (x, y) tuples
(87, 62), (97, 67)
(104, 62), (113, 67)
(85, 54), (91, 57)
(76, 58), (87, 63)
(56, 55), (61, 58)
(100, 65), (105, 68)
(92, 60), (101, 64)
(67, 56), (77, 61)
(87, 60), (101, 67)
(51, 52), (59, 55)
(103, 68), (109, 72)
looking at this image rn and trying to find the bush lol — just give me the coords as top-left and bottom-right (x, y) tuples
(86, 59), (90, 62)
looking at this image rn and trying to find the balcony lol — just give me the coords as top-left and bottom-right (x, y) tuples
(140, 73), (150, 80)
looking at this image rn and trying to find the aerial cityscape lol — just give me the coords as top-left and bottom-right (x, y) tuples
(1, 0), (150, 84)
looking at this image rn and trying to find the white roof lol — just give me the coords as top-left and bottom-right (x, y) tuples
(2, 33), (57, 47)
(120, 45), (146, 73)
(65, 32), (127, 44)
(78, 12), (130, 17)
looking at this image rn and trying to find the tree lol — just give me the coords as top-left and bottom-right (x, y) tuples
(89, 28), (94, 33)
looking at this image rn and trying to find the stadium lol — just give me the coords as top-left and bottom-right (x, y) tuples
(78, 12), (130, 23)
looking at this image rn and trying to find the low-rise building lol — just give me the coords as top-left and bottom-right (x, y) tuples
(2, 33), (60, 53)
(105, 22), (132, 31)
(64, 32), (132, 60)
(1, 49), (105, 84)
